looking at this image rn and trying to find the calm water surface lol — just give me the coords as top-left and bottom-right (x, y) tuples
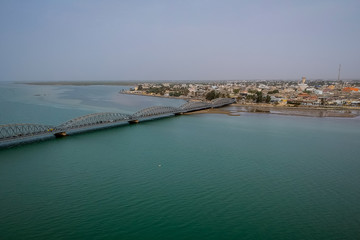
(0, 83), (359, 239)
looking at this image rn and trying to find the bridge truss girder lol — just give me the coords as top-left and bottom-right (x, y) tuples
(179, 101), (212, 112)
(211, 98), (236, 108)
(132, 106), (179, 118)
(56, 112), (132, 131)
(0, 124), (55, 140)
(0, 98), (236, 146)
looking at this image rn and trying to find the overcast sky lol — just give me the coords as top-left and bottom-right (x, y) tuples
(0, 0), (359, 81)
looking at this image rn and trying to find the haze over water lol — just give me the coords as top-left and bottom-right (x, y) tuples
(0, 83), (359, 239)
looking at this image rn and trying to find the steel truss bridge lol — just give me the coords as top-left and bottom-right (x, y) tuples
(0, 98), (235, 148)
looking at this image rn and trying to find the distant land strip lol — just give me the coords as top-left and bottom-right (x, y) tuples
(18, 80), (235, 86)
(18, 81), (138, 86)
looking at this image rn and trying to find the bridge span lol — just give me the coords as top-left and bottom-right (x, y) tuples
(0, 98), (235, 148)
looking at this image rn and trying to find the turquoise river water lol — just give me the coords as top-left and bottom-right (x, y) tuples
(0, 83), (359, 239)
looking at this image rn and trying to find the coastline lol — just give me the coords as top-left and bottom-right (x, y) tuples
(119, 91), (191, 100)
(189, 104), (360, 118)
(14, 83), (360, 118)
(122, 91), (360, 118)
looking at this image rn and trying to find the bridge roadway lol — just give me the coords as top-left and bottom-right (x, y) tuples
(0, 98), (235, 148)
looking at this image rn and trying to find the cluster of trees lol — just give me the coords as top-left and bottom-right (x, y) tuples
(169, 88), (189, 97)
(205, 90), (229, 100)
(233, 89), (240, 94)
(246, 91), (271, 103)
(146, 86), (167, 95)
(267, 89), (279, 94)
(287, 100), (301, 106)
(247, 89), (258, 94)
(142, 85), (189, 97)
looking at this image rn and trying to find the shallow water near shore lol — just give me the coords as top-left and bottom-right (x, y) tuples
(226, 104), (360, 118)
(1, 83), (360, 239)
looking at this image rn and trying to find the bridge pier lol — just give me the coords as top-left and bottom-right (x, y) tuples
(128, 120), (139, 124)
(1, 98), (237, 148)
(54, 132), (68, 137)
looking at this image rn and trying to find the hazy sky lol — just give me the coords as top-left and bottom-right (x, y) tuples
(0, 0), (359, 81)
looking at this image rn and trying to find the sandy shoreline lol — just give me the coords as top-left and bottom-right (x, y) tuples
(17, 83), (360, 118)
(120, 92), (191, 100)
(122, 92), (360, 118)
(188, 104), (360, 118)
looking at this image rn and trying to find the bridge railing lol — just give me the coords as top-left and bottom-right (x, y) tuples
(1, 98), (235, 144)
(211, 98), (236, 108)
(0, 124), (55, 140)
(56, 112), (132, 131)
(179, 101), (212, 112)
(132, 106), (180, 118)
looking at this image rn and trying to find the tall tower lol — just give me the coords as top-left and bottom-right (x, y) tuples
(338, 64), (341, 81)
(298, 77), (308, 91)
(302, 77), (306, 84)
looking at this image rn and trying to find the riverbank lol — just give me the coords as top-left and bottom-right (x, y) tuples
(120, 91), (191, 100)
(121, 92), (360, 115)
(14, 82), (360, 118)
(190, 103), (360, 118)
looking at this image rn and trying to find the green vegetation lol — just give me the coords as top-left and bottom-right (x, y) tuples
(246, 91), (270, 103)
(144, 85), (189, 97)
(255, 91), (263, 103)
(268, 89), (279, 94)
(205, 90), (220, 100)
(169, 87), (189, 97)
(169, 88), (189, 97)
(205, 90), (228, 100)
(169, 92), (181, 97)
(146, 86), (167, 95)
(246, 94), (256, 101)
(265, 95), (271, 103)
(287, 100), (301, 106)
(247, 89), (258, 94)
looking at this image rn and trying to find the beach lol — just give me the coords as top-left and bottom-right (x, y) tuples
(187, 103), (360, 118)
